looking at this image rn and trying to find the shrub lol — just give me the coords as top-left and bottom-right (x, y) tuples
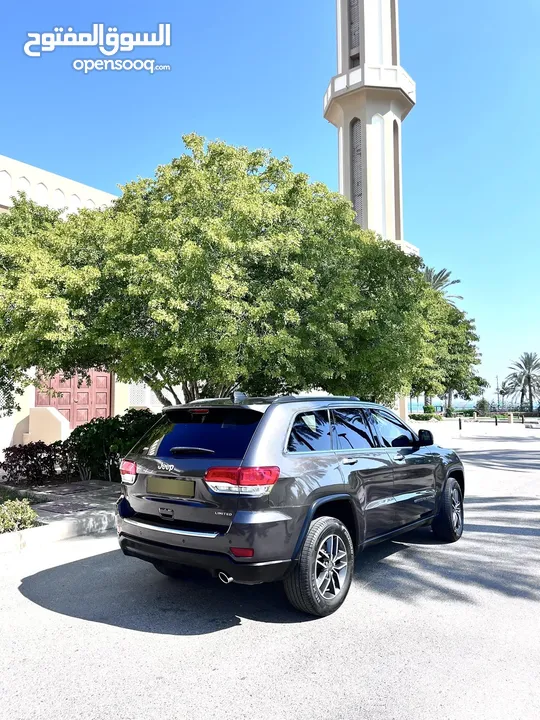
(423, 405), (436, 414)
(461, 409), (475, 417)
(475, 398), (490, 416)
(445, 407), (456, 418)
(67, 408), (158, 482)
(0, 498), (39, 533)
(0, 409), (159, 486)
(409, 413), (442, 422)
(0, 441), (71, 486)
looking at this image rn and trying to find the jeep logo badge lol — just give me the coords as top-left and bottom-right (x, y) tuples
(157, 461), (175, 472)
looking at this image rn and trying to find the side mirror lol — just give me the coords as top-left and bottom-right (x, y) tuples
(418, 429), (434, 447)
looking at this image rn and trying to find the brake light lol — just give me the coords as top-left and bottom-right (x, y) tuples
(204, 466), (280, 496)
(120, 460), (137, 485)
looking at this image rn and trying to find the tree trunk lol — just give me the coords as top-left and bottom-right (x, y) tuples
(425, 394), (433, 406)
(528, 378), (533, 412)
(143, 375), (173, 407)
(447, 389), (454, 409)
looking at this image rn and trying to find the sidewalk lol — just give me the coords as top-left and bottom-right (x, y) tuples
(0, 480), (119, 553)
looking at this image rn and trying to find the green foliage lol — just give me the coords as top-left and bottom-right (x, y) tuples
(409, 413), (442, 422)
(503, 352), (540, 412)
(422, 266), (463, 304)
(423, 404), (436, 414)
(67, 408), (157, 482)
(410, 290), (487, 402)
(0, 409), (157, 485)
(0, 363), (25, 417)
(0, 137), (437, 406)
(460, 409), (476, 417)
(0, 441), (71, 486)
(475, 398), (491, 416)
(445, 407), (456, 418)
(0, 498), (39, 533)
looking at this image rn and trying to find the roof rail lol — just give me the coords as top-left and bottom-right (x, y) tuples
(271, 395), (361, 404)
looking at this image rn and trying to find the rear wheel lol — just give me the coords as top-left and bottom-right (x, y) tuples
(153, 561), (186, 579)
(284, 516), (354, 617)
(432, 477), (464, 542)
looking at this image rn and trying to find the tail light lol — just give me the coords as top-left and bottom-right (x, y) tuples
(120, 460), (137, 485)
(204, 466), (280, 496)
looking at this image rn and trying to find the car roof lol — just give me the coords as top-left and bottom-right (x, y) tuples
(162, 395), (382, 415)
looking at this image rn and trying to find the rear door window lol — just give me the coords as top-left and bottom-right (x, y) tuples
(131, 407), (263, 459)
(332, 408), (376, 450)
(287, 410), (332, 453)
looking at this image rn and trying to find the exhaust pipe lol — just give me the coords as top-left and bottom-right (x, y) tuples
(218, 571), (234, 585)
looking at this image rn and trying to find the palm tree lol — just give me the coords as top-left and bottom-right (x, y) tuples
(423, 267), (463, 304)
(503, 353), (540, 412)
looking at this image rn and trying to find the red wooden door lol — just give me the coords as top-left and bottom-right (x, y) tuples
(35, 370), (112, 429)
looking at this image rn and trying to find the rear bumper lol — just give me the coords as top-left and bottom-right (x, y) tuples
(119, 533), (292, 584)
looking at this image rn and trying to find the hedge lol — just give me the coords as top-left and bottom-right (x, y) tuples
(409, 413), (442, 422)
(0, 408), (159, 486)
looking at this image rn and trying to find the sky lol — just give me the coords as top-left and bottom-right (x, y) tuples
(1, 0), (539, 401)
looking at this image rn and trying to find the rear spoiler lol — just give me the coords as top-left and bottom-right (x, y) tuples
(162, 404), (265, 415)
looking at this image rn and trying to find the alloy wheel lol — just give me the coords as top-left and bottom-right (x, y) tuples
(315, 534), (349, 600)
(451, 487), (463, 534)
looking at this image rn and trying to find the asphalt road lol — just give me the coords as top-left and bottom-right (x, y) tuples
(1, 427), (539, 720)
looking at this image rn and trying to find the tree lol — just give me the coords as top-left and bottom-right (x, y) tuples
(0, 135), (436, 408)
(410, 289), (487, 407)
(503, 353), (540, 412)
(423, 266), (463, 305)
(475, 397), (490, 416)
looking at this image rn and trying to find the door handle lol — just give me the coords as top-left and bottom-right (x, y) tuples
(394, 453), (405, 462)
(341, 457), (358, 466)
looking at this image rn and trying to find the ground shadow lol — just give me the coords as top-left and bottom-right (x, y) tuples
(457, 448), (540, 472)
(19, 503), (540, 635)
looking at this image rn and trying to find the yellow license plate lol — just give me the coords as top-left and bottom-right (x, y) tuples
(147, 476), (195, 498)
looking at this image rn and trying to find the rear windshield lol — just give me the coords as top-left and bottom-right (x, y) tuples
(130, 407), (263, 459)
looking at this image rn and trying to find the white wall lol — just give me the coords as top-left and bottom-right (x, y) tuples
(0, 155), (116, 212)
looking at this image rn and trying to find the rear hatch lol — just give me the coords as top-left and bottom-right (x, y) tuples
(123, 405), (264, 533)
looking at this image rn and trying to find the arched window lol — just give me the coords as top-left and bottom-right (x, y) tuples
(33, 182), (48, 206)
(391, 0), (398, 65)
(350, 118), (363, 226)
(393, 120), (402, 241)
(349, 0), (360, 67)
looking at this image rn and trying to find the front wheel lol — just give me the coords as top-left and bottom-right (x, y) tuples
(283, 516), (355, 617)
(431, 478), (464, 542)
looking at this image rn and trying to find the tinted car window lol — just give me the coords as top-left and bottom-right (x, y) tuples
(287, 411), (332, 453)
(332, 408), (376, 450)
(130, 408), (263, 459)
(368, 409), (416, 448)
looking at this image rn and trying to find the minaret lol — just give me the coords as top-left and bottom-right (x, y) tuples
(324, 0), (418, 255)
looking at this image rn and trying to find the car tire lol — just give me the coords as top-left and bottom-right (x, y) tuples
(431, 477), (464, 542)
(283, 516), (355, 617)
(153, 561), (186, 579)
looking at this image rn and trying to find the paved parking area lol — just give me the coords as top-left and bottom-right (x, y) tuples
(1, 428), (539, 720)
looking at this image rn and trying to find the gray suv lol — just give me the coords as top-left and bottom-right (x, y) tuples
(116, 396), (465, 616)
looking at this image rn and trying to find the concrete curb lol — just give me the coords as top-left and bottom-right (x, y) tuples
(0, 508), (116, 554)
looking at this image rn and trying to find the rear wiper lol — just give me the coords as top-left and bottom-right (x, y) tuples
(169, 446), (215, 455)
